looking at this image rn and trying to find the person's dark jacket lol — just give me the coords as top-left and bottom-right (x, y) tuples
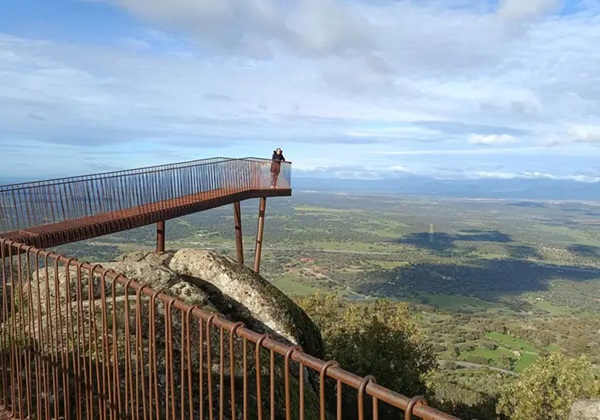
(270, 151), (285, 173)
(272, 151), (285, 162)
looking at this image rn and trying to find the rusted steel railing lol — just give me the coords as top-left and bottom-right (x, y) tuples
(0, 157), (291, 234)
(0, 238), (458, 420)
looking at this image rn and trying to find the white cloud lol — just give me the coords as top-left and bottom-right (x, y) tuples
(468, 134), (519, 145)
(497, 0), (561, 24)
(1, 1), (600, 179)
(294, 167), (600, 183)
(568, 124), (600, 144)
(344, 125), (444, 141)
(103, 0), (373, 58)
(567, 174), (600, 183)
(390, 165), (411, 173)
(472, 171), (600, 182)
(372, 147), (539, 156)
(473, 170), (555, 179)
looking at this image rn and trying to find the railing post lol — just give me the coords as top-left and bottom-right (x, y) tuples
(233, 202), (244, 265)
(251, 161), (260, 188)
(157, 220), (165, 253)
(253, 197), (267, 273)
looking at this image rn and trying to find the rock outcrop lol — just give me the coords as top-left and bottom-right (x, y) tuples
(570, 400), (600, 420)
(11, 249), (326, 419)
(111, 248), (324, 357)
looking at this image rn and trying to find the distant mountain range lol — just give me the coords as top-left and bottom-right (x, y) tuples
(0, 177), (33, 185)
(1, 175), (598, 201)
(293, 176), (600, 201)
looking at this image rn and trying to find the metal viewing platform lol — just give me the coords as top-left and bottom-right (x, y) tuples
(0, 157), (291, 272)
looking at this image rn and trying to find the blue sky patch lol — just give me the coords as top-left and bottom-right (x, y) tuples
(0, 0), (599, 182)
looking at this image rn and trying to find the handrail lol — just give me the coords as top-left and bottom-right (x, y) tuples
(0, 157), (273, 191)
(0, 157), (225, 190)
(0, 158), (292, 233)
(0, 237), (459, 420)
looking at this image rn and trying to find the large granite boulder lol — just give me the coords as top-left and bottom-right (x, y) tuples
(570, 400), (600, 420)
(10, 249), (326, 420)
(168, 249), (324, 357)
(106, 249), (324, 357)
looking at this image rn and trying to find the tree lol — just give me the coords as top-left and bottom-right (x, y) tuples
(498, 355), (512, 371)
(433, 344), (448, 352)
(497, 353), (600, 420)
(297, 294), (437, 419)
(482, 341), (498, 350)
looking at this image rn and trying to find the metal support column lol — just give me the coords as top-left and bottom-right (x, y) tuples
(233, 201), (244, 265)
(253, 197), (267, 273)
(157, 220), (165, 253)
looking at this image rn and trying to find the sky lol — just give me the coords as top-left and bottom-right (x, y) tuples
(0, 0), (599, 181)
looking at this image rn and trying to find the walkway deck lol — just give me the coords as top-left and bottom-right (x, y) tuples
(0, 157), (292, 250)
(1, 186), (290, 249)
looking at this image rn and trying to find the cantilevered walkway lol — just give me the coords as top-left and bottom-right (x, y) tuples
(0, 157), (291, 272)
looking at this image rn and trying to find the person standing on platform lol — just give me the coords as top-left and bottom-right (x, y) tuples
(270, 148), (285, 188)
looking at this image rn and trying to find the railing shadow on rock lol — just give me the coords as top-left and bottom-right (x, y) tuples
(0, 238), (458, 420)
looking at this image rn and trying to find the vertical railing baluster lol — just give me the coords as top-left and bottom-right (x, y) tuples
(0, 157), (291, 249)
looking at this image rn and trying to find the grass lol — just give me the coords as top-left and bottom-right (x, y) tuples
(306, 241), (396, 253)
(546, 343), (562, 352)
(271, 277), (321, 296)
(515, 352), (538, 372)
(354, 227), (403, 239)
(531, 300), (575, 315)
(461, 332), (552, 372)
(295, 206), (358, 214)
(462, 347), (515, 363)
(353, 219), (410, 239)
(487, 332), (539, 353)
(422, 294), (505, 311)
(460, 347), (538, 372)
(370, 261), (410, 269)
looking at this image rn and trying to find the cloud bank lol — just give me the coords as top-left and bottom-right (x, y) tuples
(0, 0), (599, 181)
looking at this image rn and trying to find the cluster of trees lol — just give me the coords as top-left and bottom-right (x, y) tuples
(533, 280), (600, 312)
(502, 316), (600, 364)
(297, 294), (600, 419)
(296, 294), (437, 418)
(497, 353), (600, 420)
(425, 366), (508, 419)
(353, 258), (600, 308)
(418, 308), (600, 370)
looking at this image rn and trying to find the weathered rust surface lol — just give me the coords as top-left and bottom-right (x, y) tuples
(1, 187), (289, 249)
(254, 196), (267, 273)
(0, 157), (292, 249)
(233, 201), (244, 265)
(0, 406), (17, 419)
